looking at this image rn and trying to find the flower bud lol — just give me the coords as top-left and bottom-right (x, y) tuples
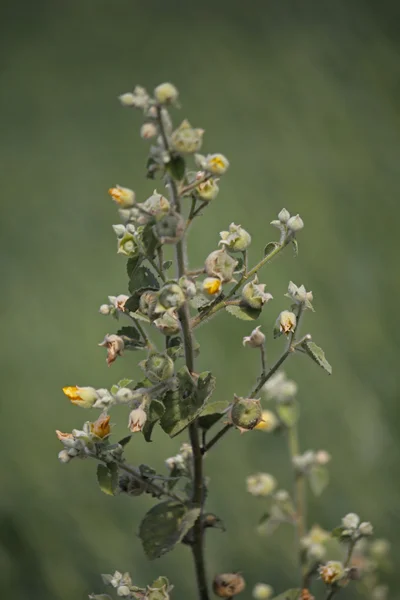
(253, 584), (273, 600)
(219, 223), (251, 252)
(155, 283), (186, 315)
(140, 122), (158, 139)
(55, 430), (77, 448)
(154, 82), (179, 105)
(205, 153), (230, 175)
(138, 191), (170, 222)
(139, 353), (174, 383)
(118, 93), (136, 107)
(108, 185), (136, 208)
(90, 414), (111, 439)
(154, 310), (180, 336)
(112, 224), (127, 237)
(171, 119), (204, 154)
(342, 513), (360, 530)
(117, 232), (138, 257)
(241, 275), (273, 310)
(315, 450), (331, 465)
(154, 212), (185, 244)
(117, 585), (131, 597)
(285, 281), (314, 310)
(246, 473), (277, 497)
(230, 396), (262, 432)
(274, 311), (296, 337)
(278, 208), (290, 224)
(213, 573), (245, 598)
(196, 177), (219, 202)
(58, 449), (72, 463)
(62, 386), (98, 408)
(128, 405), (148, 433)
(287, 214), (304, 232)
(114, 387), (138, 404)
(179, 276), (197, 299)
(98, 334), (125, 366)
(99, 303), (111, 315)
(319, 561), (344, 585)
(204, 248), (238, 283)
(254, 410), (279, 432)
(359, 522), (373, 536)
(202, 277), (222, 296)
(139, 291), (158, 319)
(243, 326), (265, 348)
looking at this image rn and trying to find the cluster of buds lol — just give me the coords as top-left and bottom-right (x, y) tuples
(292, 449), (331, 474)
(339, 513), (374, 540)
(285, 281), (314, 311)
(219, 223), (251, 253)
(56, 414), (111, 463)
(98, 570), (173, 599)
(270, 208), (304, 244)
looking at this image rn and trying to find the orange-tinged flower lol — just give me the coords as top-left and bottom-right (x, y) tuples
(55, 430), (74, 442)
(108, 185), (135, 208)
(90, 414), (111, 439)
(203, 277), (222, 296)
(62, 385), (98, 408)
(98, 334), (125, 366)
(128, 406), (147, 433)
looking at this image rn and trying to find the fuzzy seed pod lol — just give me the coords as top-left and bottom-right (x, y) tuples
(229, 396), (262, 432)
(154, 212), (185, 244)
(155, 283), (186, 315)
(139, 353), (174, 383)
(204, 248), (238, 283)
(213, 573), (245, 598)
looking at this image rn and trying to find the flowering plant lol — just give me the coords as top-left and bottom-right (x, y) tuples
(57, 82), (390, 600)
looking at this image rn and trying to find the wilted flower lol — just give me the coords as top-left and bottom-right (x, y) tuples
(171, 119), (204, 154)
(243, 326), (265, 348)
(219, 223), (251, 252)
(204, 153), (230, 175)
(274, 310), (296, 337)
(241, 275), (273, 310)
(140, 122), (157, 139)
(154, 82), (179, 105)
(213, 573), (245, 598)
(287, 214), (304, 232)
(253, 584), (274, 600)
(204, 248), (238, 283)
(263, 372), (298, 401)
(254, 410), (279, 432)
(319, 561), (344, 585)
(90, 414), (111, 439)
(108, 185), (135, 208)
(196, 176), (219, 201)
(285, 281), (314, 311)
(202, 277), (222, 296)
(342, 513), (360, 530)
(246, 473), (277, 497)
(229, 396), (262, 432)
(98, 334), (125, 366)
(128, 405), (147, 432)
(55, 430), (76, 447)
(62, 385), (98, 408)
(154, 310), (181, 336)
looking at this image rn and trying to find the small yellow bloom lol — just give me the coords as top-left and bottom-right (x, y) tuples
(90, 414), (111, 439)
(202, 277), (222, 296)
(254, 410), (278, 432)
(108, 185), (135, 208)
(196, 178), (219, 202)
(205, 153), (230, 175)
(62, 386), (98, 408)
(277, 310), (297, 335)
(319, 561), (344, 585)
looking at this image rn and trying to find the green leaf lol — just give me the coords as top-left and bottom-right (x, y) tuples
(162, 260), (173, 271)
(302, 340), (332, 375)
(139, 500), (200, 559)
(264, 241), (280, 257)
(117, 435), (132, 447)
(271, 589), (301, 600)
(198, 400), (229, 431)
(331, 526), (346, 538)
(160, 368), (215, 437)
(127, 255), (142, 278)
(292, 239), (299, 257)
(309, 465), (329, 496)
(96, 463), (118, 496)
(166, 336), (183, 361)
(276, 400), (300, 427)
(146, 156), (159, 179)
(116, 325), (145, 350)
(89, 594), (113, 600)
(118, 378), (133, 388)
(129, 266), (160, 295)
(226, 305), (262, 321)
(167, 154), (186, 181)
(141, 223), (159, 259)
(143, 399), (166, 442)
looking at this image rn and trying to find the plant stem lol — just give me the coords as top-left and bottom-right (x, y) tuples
(180, 174), (211, 195)
(287, 424), (307, 579)
(260, 345), (267, 376)
(156, 105), (209, 600)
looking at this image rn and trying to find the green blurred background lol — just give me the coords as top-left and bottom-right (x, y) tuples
(1, 0), (400, 598)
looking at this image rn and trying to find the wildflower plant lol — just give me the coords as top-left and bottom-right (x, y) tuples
(57, 82), (391, 600)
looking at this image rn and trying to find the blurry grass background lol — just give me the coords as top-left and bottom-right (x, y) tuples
(1, 0), (400, 598)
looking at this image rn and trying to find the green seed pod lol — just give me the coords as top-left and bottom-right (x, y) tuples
(155, 283), (186, 314)
(230, 395), (262, 432)
(154, 211), (185, 244)
(139, 353), (174, 383)
(219, 223), (251, 252)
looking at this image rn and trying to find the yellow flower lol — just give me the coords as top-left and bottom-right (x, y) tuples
(205, 153), (230, 175)
(90, 414), (111, 439)
(254, 410), (278, 432)
(202, 277), (222, 296)
(196, 178), (219, 201)
(154, 82), (179, 105)
(108, 185), (135, 208)
(62, 386), (98, 408)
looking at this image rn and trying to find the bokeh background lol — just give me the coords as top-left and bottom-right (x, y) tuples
(1, 0), (400, 598)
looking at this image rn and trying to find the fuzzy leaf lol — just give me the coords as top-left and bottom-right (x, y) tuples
(96, 463), (118, 496)
(129, 266), (160, 295)
(167, 154), (186, 181)
(226, 305), (262, 321)
(141, 223), (159, 259)
(276, 400), (300, 427)
(264, 241), (280, 257)
(116, 326), (145, 350)
(127, 255), (142, 278)
(198, 400), (229, 431)
(143, 399), (166, 442)
(117, 435), (132, 447)
(271, 590), (301, 600)
(139, 501), (200, 559)
(309, 465), (329, 496)
(302, 340), (332, 375)
(162, 260), (173, 271)
(196, 371), (216, 405)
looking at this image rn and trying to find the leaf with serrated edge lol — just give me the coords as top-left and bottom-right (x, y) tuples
(143, 399), (165, 442)
(226, 305), (262, 321)
(198, 400), (229, 431)
(139, 501), (200, 559)
(96, 463), (118, 496)
(302, 340), (332, 375)
(129, 266), (160, 295)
